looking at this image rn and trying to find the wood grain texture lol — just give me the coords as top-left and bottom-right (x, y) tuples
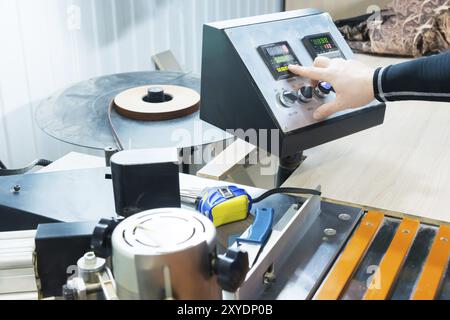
(284, 54), (450, 223)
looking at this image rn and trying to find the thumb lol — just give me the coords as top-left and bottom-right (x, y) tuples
(313, 99), (344, 120)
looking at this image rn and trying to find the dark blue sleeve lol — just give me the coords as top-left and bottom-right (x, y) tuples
(373, 51), (450, 103)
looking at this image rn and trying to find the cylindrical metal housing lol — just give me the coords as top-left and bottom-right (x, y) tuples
(111, 208), (221, 300)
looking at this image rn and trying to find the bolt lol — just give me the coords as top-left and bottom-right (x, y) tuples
(402, 229), (411, 234)
(12, 185), (21, 193)
(324, 228), (337, 237)
(83, 252), (97, 266)
(339, 214), (351, 221)
(441, 237), (448, 242)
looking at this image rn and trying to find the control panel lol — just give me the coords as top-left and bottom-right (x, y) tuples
(200, 9), (385, 157)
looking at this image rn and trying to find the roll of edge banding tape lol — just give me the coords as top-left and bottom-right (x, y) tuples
(113, 85), (200, 121)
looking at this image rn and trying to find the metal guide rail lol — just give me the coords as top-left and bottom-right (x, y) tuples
(313, 212), (450, 300)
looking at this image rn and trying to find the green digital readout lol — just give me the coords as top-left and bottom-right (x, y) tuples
(305, 34), (338, 55)
(273, 55), (293, 64)
(312, 37), (331, 46)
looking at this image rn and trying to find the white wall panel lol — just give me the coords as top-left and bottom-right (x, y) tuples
(0, 0), (282, 168)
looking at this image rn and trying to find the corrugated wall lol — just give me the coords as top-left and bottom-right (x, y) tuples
(0, 0), (283, 168)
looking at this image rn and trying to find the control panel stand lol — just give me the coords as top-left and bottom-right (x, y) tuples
(276, 151), (305, 187)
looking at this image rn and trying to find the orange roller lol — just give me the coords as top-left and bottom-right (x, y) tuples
(363, 218), (420, 300)
(412, 225), (450, 300)
(314, 211), (385, 300)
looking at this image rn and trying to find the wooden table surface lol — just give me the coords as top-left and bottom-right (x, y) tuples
(284, 54), (450, 224)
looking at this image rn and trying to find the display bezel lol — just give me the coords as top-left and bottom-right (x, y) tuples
(302, 33), (343, 59)
(257, 41), (301, 81)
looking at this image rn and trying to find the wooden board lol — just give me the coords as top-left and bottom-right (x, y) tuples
(284, 54), (450, 223)
(197, 139), (257, 181)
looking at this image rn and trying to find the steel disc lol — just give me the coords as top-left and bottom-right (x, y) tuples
(35, 71), (230, 150)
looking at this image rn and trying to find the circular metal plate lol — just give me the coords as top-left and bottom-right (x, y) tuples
(35, 71), (230, 150)
(114, 208), (216, 255)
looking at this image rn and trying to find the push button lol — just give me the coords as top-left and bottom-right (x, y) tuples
(298, 86), (313, 103)
(315, 81), (333, 98)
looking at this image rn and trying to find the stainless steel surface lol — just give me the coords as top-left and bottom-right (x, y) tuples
(112, 208), (221, 300)
(225, 12), (380, 133)
(261, 201), (363, 300)
(228, 194), (363, 300)
(35, 71), (230, 150)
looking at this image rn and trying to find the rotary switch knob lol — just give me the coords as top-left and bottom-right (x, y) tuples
(315, 81), (333, 98)
(279, 90), (298, 108)
(298, 86), (314, 103)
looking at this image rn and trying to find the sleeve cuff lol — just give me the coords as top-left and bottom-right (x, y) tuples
(373, 67), (384, 103)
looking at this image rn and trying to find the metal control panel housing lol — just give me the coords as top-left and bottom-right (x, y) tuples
(200, 9), (386, 157)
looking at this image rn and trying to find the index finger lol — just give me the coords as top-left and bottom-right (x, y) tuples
(288, 65), (331, 82)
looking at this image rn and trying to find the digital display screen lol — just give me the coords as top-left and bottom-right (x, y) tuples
(308, 35), (338, 53)
(258, 41), (300, 80)
(302, 33), (342, 59)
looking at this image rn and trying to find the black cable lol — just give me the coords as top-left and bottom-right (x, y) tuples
(253, 187), (321, 203)
(0, 159), (53, 176)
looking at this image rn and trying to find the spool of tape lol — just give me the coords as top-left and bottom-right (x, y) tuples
(113, 85), (200, 121)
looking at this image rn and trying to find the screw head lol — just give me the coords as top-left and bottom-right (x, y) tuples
(324, 228), (337, 237)
(339, 214), (351, 221)
(12, 185), (21, 193)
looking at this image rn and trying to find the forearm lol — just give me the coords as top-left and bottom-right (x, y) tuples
(373, 51), (450, 103)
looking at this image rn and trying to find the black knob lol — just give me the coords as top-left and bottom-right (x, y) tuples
(214, 248), (249, 292)
(146, 87), (166, 103)
(91, 218), (123, 258)
(298, 86), (314, 103)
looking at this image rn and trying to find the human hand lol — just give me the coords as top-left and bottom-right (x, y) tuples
(289, 56), (376, 120)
